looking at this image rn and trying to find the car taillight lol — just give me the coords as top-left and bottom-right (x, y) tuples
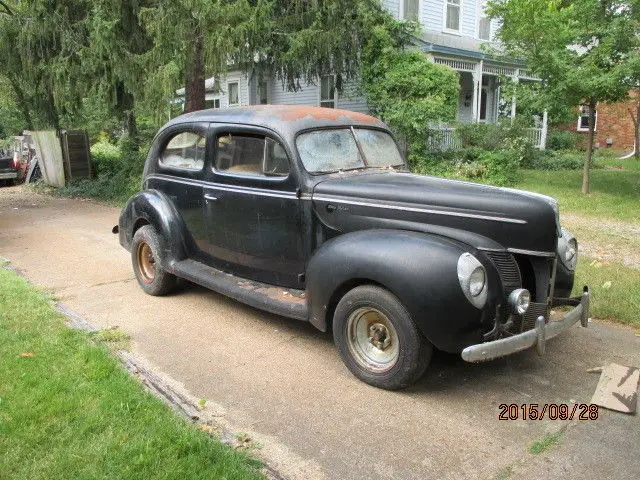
(13, 157), (20, 169)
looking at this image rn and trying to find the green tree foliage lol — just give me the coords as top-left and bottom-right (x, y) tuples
(360, 21), (459, 162)
(488, 0), (640, 193)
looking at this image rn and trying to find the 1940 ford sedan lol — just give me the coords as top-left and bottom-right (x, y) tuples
(115, 105), (589, 390)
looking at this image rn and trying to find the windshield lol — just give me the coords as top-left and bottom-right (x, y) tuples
(296, 128), (405, 174)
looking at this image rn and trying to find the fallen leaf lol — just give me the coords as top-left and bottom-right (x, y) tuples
(19, 352), (34, 358)
(602, 281), (612, 289)
(587, 367), (603, 373)
(199, 424), (218, 433)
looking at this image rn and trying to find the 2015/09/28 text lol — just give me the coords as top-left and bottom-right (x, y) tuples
(498, 403), (599, 420)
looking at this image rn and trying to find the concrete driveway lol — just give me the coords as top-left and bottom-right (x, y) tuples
(1, 185), (639, 480)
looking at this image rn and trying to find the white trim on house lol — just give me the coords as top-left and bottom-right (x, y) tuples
(227, 81), (240, 106)
(399, 0), (422, 20)
(318, 75), (338, 108)
(443, 0), (462, 35)
(577, 105), (597, 132)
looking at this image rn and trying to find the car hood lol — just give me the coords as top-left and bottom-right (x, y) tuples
(311, 172), (559, 254)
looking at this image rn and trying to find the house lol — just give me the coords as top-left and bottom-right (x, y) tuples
(564, 95), (638, 152)
(176, 0), (547, 148)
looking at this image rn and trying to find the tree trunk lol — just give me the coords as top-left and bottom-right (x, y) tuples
(44, 85), (60, 130)
(582, 100), (596, 194)
(635, 101), (640, 160)
(7, 75), (34, 131)
(183, 27), (205, 113)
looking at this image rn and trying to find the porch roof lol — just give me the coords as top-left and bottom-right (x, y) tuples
(415, 31), (525, 66)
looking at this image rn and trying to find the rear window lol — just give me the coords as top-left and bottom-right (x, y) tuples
(160, 132), (206, 170)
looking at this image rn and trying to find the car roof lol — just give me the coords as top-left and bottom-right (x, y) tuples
(162, 105), (388, 139)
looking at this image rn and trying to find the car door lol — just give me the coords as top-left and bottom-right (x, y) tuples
(201, 124), (305, 288)
(144, 123), (210, 261)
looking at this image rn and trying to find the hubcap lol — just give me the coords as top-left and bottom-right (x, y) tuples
(346, 307), (399, 373)
(136, 242), (156, 284)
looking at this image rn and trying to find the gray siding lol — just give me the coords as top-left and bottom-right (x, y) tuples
(337, 79), (369, 114)
(269, 79), (319, 106)
(382, 0), (400, 17)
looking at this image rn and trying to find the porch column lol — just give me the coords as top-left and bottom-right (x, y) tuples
(540, 109), (548, 150)
(510, 69), (519, 123)
(472, 61), (483, 123)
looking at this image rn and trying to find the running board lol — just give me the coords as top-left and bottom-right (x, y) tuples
(171, 259), (308, 321)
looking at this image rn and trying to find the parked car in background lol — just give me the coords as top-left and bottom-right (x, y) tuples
(0, 148), (20, 186)
(115, 106), (589, 390)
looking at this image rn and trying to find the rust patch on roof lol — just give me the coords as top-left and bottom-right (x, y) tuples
(251, 105), (381, 124)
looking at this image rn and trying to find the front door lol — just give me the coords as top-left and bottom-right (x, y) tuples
(202, 125), (305, 288)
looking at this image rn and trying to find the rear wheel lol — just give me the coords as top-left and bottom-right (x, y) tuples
(333, 285), (432, 390)
(131, 225), (176, 296)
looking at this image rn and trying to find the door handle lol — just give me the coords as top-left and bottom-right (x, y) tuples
(204, 193), (219, 202)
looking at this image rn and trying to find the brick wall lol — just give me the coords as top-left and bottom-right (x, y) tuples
(556, 93), (638, 151)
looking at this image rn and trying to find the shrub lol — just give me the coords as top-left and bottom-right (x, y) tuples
(456, 119), (529, 151)
(546, 130), (578, 151)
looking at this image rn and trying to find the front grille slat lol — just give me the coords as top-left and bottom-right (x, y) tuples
(485, 251), (521, 291)
(521, 302), (548, 331)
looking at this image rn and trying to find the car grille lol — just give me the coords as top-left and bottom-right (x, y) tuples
(521, 301), (549, 331)
(485, 251), (521, 294)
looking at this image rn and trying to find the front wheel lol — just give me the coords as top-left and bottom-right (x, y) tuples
(131, 225), (176, 296)
(333, 285), (432, 390)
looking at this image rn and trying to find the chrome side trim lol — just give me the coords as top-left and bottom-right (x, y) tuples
(312, 195), (527, 225)
(507, 247), (556, 258)
(146, 174), (298, 199)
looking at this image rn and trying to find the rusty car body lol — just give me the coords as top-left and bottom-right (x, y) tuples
(116, 105), (589, 389)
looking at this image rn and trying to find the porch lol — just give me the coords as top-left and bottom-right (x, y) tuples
(429, 56), (548, 150)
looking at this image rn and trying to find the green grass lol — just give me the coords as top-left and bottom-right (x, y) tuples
(528, 429), (565, 455)
(573, 257), (640, 327)
(0, 267), (263, 480)
(518, 156), (640, 223)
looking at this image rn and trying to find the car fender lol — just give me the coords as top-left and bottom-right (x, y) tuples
(118, 189), (190, 269)
(305, 229), (495, 353)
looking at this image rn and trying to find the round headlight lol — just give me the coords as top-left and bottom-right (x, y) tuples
(508, 288), (531, 315)
(457, 253), (488, 309)
(469, 267), (486, 297)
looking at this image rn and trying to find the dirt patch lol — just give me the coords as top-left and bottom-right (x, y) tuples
(562, 213), (640, 269)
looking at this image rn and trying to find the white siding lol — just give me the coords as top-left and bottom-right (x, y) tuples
(422, 0), (443, 31)
(337, 79), (369, 113)
(215, 71), (250, 108)
(382, 0), (400, 17)
(461, 0), (476, 37)
(269, 79), (319, 106)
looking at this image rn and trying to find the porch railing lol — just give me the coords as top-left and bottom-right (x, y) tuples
(427, 126), (546, 151)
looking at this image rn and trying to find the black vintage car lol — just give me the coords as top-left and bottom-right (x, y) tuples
(116, 105), (589, 390)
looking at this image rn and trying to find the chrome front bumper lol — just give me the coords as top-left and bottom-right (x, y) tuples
(461, 287), (590, 362)
(0, 171), (18, 180)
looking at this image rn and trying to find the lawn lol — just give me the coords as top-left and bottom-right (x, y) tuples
(573, 257), (640, 327)
(518, 156), (640, 222)
(0, 266), (263, 480)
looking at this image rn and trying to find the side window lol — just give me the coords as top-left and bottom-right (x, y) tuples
(215, 134), (289, 178)
(160, 132), (205, 170)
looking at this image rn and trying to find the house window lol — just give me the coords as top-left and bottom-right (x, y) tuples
(478, 1), (491, 40)
(320, 75), (336, 109)
(228, 82), (239, 106)
(444, 0), (461, 32)
(257, 80), (268, 105)
(577, 105), (597, 132)
(205, 98), (220, 109)
(402, 0), (419, 20)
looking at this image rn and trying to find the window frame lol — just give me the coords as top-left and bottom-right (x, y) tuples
(318, 74), (337, 109)
(157, 129), (207, 174)
(577, 105), (597, 132)
(443, 0), (462, 35)
(211, 129), (292, 182)
(257, 80), (268, 105)
(477, 0), (491, 41)
(399, 0), (421, 21)
(227, 81), (240, 107)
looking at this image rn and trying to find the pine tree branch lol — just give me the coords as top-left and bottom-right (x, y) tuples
(0, 0), (13, 16)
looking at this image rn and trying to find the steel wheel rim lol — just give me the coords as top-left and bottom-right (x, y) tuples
(136, 242), (156, 284)
(346, 307), (400, 373)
